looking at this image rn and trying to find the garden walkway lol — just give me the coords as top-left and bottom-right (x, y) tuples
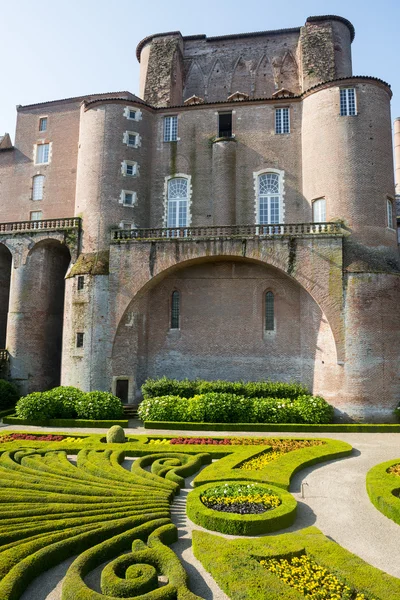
(1, 421), (399, 598)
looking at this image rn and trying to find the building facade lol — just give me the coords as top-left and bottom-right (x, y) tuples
(0, 15), (399, 421)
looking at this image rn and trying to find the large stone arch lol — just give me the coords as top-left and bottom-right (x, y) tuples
(0, 243), (12, 349)
(110, 240), (344, 401)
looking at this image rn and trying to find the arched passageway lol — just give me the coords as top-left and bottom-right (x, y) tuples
(0, 244), (12, 348)
(112, 257), (343, 402)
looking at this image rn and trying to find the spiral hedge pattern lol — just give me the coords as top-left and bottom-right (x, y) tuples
(0, 448), (206, 600)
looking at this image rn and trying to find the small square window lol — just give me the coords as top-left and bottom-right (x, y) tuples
(77, 276), (85, 291)
(129, 110), (136, 120)
(39, 117), (47, 132)
(122, 222), (132, 230)
(124, 107), (142, 121)
(164, 116), (178, 142)
(128, 133), (137, 147)
(30, 211), (42, 221)
(121, 190), (136, 206)
(35, 143), (50, 164)
(275, 108), (290, 134)
(121, 161), (137, 177)
(76, 332), (84, 348)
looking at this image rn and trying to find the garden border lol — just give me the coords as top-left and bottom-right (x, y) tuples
(144, 421), (400, 432)
(366, 459), (400, 526)
(3, 415), (129, 428)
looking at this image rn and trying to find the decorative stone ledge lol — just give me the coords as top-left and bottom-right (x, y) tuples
(0, 217), (81, 234)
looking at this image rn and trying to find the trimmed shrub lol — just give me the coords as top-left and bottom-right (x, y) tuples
(138, 393), (334, 425)
(43, 386), (85, 418)
(16, 392), (64, 420)
(75, 391), (123, 420)
(106, 425), (126, 444)
(142, 377), (309, 401)
(0, 379), (19, 410)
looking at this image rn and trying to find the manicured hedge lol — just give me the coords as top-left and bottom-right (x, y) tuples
(192, 527), (400, 600)
(366, 459), (400, 526)
(187, 481), (297, 535)
(144, 420), (400, 432)
(142, 376), (309, 400)
(138, 393), (334, 424)
(3, 415), (128, 427)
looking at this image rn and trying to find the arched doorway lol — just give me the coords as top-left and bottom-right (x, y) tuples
(0, 244), (12, 349)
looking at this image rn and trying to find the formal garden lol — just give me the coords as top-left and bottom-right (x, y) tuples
(0, 377), (400, 598)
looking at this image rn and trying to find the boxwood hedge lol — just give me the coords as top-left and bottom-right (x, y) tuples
(366, 459), (400, 526)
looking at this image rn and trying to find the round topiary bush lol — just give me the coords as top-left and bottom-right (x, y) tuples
(44, 386), (85, 418)
(106, 425), (126, 443)
(0, 379), (19, 411)
(75, 391), (123, 420)
(15, 392), (63, 420)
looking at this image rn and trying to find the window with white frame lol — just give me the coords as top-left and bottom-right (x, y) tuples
(123, 107), (142, 121)
(121, 221), (133, 230)
(123, 132), (139, 148)
(312, 198), (326, 222)
(340, 88), (357, 116)
(121, 160), (137, 176)
(258, 173), (281, 225)
(32, 175), (45, 201)
(275, 108), (290, 134)
(164, 116), (178, 142)
(35, 143), (50, 164)
(121, 190), (136, 206)
(30, 211), (42, 221)
(167, 178), (188, 228)
(39, 117), (47, 132)
(387, 198), (394, 229)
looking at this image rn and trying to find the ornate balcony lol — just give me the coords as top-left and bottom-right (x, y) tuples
(0, 217), (81, 234)
(112, 222), (343, 242)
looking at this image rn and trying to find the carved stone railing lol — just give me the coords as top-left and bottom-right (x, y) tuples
(112, 222), (343, 241)
(0, 350), (9, 362)
(0, 217), (81, 234)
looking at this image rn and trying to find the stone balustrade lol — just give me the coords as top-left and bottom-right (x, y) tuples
(0, 218), (81, 233)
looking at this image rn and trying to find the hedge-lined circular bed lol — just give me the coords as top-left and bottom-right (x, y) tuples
(366, 459), (400, 526)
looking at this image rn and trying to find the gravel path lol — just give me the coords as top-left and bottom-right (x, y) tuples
(3, 422), (400, 597)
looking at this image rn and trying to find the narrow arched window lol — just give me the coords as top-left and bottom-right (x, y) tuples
(32, 175), (44, 201)
(171, 291), (180, 329)
(258, 173), (280, 225)
(265, 291), (274, 331)
(167, 178), (188, 228)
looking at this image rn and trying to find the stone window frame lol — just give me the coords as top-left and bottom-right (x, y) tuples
(275, 107), (290, 135)
(263, 289), (276, 335)
(123, 106), (142, 121)
(312, 197), (327, 223)
(32, 174), (45, 201)
(112, 376), (135, 404)
(119, 190), (137, 207)
(33, 142), (52, 165)
(339, 87), (357, 116)
(386, 196), (395, 230)
(123, 131), (141, 148)
(121, 160), (139, 177)
(253, 168), (285, 225)
(38, 116), (48, 132)
(163, 174), (192, 229)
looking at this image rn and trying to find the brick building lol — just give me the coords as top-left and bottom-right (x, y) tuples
(0, 15), (399, 421)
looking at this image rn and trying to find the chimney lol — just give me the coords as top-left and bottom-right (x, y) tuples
(395, 118), (400, 195)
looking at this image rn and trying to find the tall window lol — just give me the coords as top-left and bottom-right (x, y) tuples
(312, 198), (326, 222)
(39, 117), (47, 132)
(32, 175), (44, 201)
(265, 292), (274, 331)
(167, 178), (188, 228)
(275, 108), (290, 134)
(340, 88), (356, 116)
(258, 173), (280, 225)
(387, 198), (394, 229)
(35, 143), (50, 164)
(218, 112), (232, 137)
(164, 116), (178, 142)
(171, 291), (180, 329)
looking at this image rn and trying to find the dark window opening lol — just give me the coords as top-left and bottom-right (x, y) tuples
(218, 112), (232, 138)
(116, 379), (129, 403)
(171, 291), (180, 329)
(77, 276), (85, 291)
(76, 332), (84, 348)
(265, 291), (274, 331)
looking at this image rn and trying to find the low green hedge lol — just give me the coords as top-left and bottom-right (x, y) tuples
(138, 393), (334, 424)
(142, 376), (309, 400)
(366, 459), (400, 526)
(192, 527), (400, 600)
(144, 421), (400, 432)
(3, 415), (128, 427)
(187, 481), (297, 535)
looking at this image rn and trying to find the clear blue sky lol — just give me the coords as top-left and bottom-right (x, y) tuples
(1, 0), (399, 140)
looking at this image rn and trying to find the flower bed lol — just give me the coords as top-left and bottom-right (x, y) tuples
(260, 554), (375, 600)
(387, 464), (400, 476)
(0, 433), (84, 443)
(238, 440), (324, 470)
(200, 482), (281, 514)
